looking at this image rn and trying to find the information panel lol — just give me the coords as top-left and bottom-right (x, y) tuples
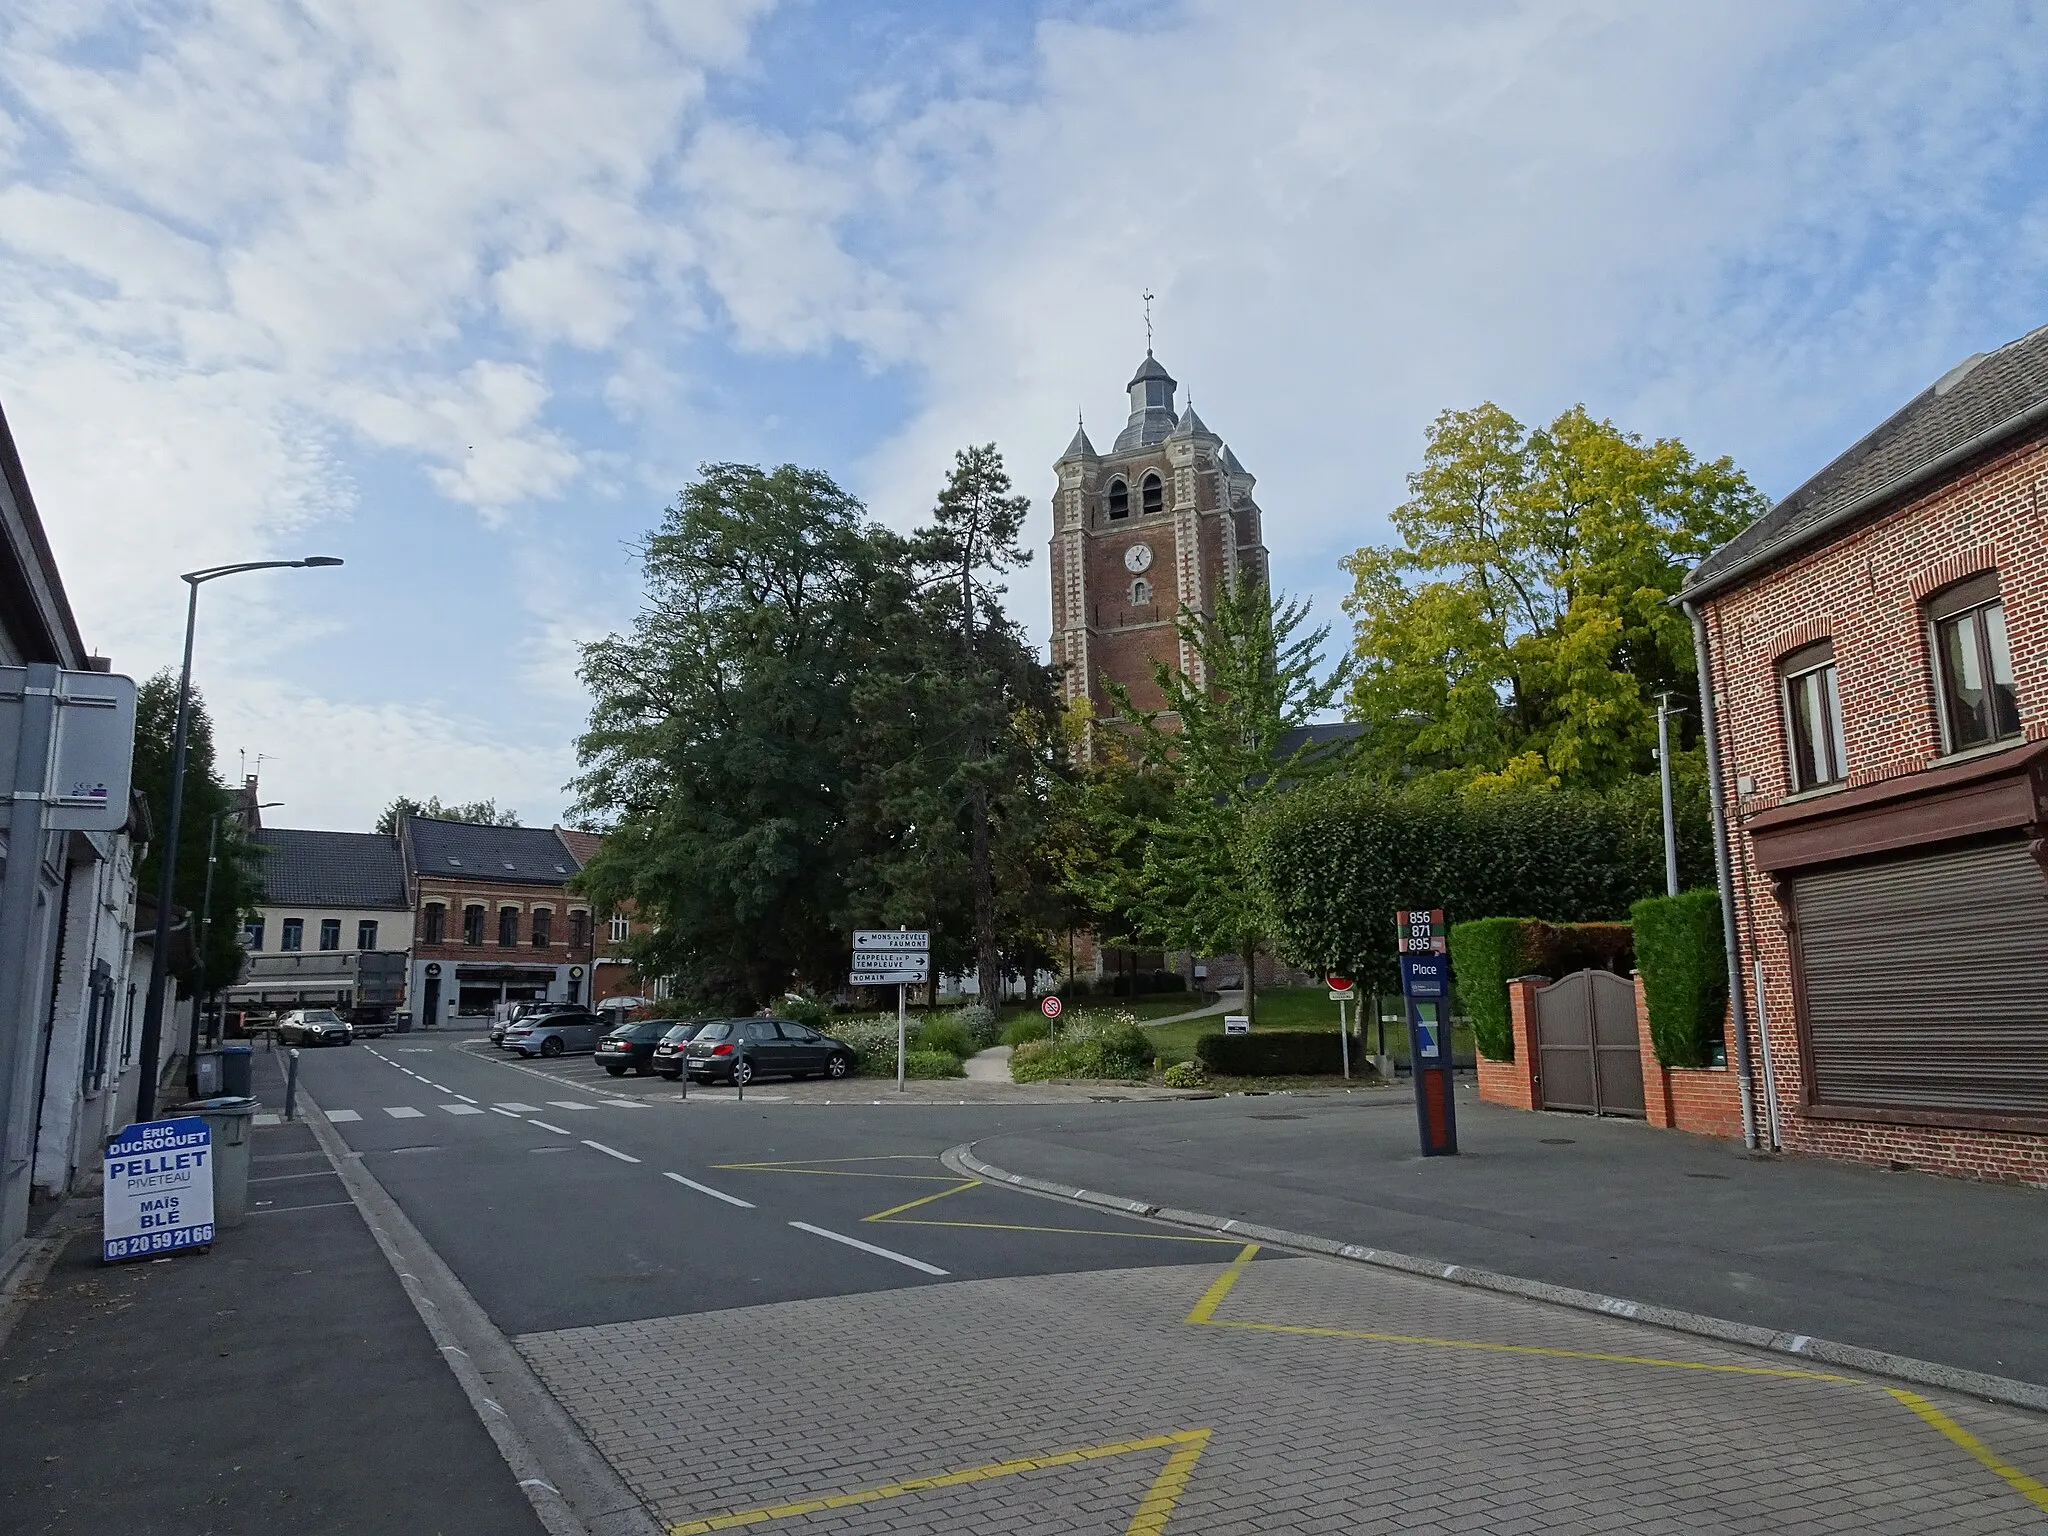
(103, 1116), (215, 1261)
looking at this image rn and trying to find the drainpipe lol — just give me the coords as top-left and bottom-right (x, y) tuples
(1684, 598), (1760, 1151)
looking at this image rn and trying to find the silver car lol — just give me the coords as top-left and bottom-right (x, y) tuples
(279, 1008), (354, 1047)
(505, 1009), (606, 1058)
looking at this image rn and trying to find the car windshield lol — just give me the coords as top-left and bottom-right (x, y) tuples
(303, 1010), (342, 1024)
(693, 1022), (733, 1042)
(660, 1023), (701, 1042)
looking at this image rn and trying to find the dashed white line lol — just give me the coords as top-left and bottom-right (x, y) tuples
(531, 1121), (572, 1135)
(788, 1221), (948, 1276)
(384, 1107), (425, 1119)
(495, 1103), (541, 1112)
(545, 1101), (599, 1112)
(662, 1172), (754, 1209)
(489, 1107), (522, 1118)
(582, 1139), (641, 1163)
(451, 1094), (478, 1104)
(325, 1109), (362, 1123)
(442, 1104), (484, 1116)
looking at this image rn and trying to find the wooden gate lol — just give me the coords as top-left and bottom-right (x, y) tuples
(1534, 969), (1644, 1117)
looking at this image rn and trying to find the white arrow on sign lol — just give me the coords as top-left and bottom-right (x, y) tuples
(850, 964), (928, 984)
(851, 954), (928, 972)
(853, 930), (930, 951)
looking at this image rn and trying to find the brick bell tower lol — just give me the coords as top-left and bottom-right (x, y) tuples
(1049, 351), (1268, 730)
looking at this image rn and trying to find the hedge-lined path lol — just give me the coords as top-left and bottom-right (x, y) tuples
(964, 1044), (1014, 1081)
(966, 1086), (2048, 1394)
(1136, 989), (1242, 1028)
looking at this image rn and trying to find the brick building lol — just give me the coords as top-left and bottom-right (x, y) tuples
(1682, 322), (2048, 1185)
(402, 819), (596, 1023)
(1049, 351), (1268, 724)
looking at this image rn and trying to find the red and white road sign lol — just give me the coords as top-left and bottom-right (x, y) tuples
(1326, 976), (1354, 994)
(1041, 995), (1063, 1019)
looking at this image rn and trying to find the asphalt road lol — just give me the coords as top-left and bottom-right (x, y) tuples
(269, 1034), (2048, 1534)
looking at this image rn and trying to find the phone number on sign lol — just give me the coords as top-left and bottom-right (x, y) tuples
(104, 1225), (214, 1260)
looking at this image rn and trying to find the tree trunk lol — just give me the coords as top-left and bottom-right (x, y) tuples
(1240, 945), (1257, 1022)
(971, 782), (1000, 1009)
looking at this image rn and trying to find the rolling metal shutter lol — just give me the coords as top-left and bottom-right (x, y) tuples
(1792, 838), (2048, 1116)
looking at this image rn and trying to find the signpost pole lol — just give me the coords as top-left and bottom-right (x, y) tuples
(1338, 996), (1349, 1080)
(896, 983), (906, 1092)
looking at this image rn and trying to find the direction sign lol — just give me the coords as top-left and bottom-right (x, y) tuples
(1041, 995), (1063, 1019)
(853, 930), (930, 952)
(850, 957), (928, 984)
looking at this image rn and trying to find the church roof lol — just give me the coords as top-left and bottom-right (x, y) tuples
(1168, 403), (1214, 442)
(1059, 420), (1098, 461)
(1127, 351), (1175, 389)
(1221, 443), (1248, 476)
(1113, 411), (1178, 452)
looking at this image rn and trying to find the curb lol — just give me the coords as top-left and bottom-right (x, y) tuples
(297, 1085), (665, 1536)
(0, 1203), (87, 1354)
(943, 1142), (2048, 1415)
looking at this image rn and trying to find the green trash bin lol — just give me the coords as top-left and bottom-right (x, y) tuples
(176, 1096), (259, 1230)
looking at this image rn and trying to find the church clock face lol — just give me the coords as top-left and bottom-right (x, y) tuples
(1124, 542), (1154, 574)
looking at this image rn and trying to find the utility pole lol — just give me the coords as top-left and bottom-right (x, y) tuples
(1657, 692), (1681, 897)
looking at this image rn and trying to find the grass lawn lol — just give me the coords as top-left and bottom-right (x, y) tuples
(1141, 985), (1474, 1069)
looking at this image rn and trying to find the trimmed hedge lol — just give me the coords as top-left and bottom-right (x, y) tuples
(1632, 888), (1727, 1069)
(1001, 1015), (1051, 1047)
(1448, 918), (1636, 1062)
(1010, 1014), (1152, 1081)
(1246, 775), (1709, 989)
(915, 1016), (975, 1061)
(1194, 1031), (1347, 1076)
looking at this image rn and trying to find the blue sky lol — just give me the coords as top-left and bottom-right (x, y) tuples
(2, 1), (2045, 830)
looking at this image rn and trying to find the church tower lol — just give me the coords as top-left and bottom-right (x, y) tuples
(1049, 352), (1268, 726)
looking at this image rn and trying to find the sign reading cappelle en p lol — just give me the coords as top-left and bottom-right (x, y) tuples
(103, 1116), (215, 1262)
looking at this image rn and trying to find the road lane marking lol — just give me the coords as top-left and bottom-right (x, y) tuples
(490, 1107), (523, 1118)
(251, 1170), (340, 1183)
(583, 1139), (641, 1163)
(1183, 1242), (1260, 1324)
(665, 1428), (1209, 1535)
(451, 1094), (478, 1104)
(531, 1121), (572, 1135)
(864, 1180), (981, 1222)
(324, 1109), (362, 1123)
(495, 1102), (541, 1112)
(788, 1221), (947, 1276)
(546, 1101), (599, 1111)
(600, 1100), (650, 1108)
(1887, 1388), (2048, 1512)
(384, 1107), (425, 1119)
(662, 1172), (755, 1208)
(253, 1112), (281, 1126)
(441, 1104), (484, 1116)
(251, 1200), (354, 1214)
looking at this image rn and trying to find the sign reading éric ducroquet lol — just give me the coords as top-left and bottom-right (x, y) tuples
(103, 1116), (215, 1262)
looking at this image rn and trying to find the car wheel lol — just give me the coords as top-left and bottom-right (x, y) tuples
(540, 1037), (564, 1058)
(603, 1064), (626, 1077)
(825, 1053), (852, 1079)
(734, 1059), (755, 1086)
(516, 1048), (533, 1059)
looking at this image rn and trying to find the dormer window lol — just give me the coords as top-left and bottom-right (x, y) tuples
(1141, 473), (1163, 514)
(1106, 478), (1129, 519)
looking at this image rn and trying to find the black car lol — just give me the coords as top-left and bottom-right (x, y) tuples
(650, 1021), (708, 1080)
(596, 1019), (673, 1076)
(685, 1018), (855, 1086)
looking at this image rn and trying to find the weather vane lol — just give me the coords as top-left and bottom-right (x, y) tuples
(1142, 288), (1154, 352)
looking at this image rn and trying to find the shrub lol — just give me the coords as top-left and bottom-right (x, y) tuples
(1162, 1060), (1208, 1089)
(1632, 888), (1728, 1069)
(1002, 1015), (1051, 1047)
(915, 1016), (975, 1061)
(1194, 1031), (1347, 1075)
(950, 1004), (999, 1050)
(1448, 918), (1637, 1062)
(1010, 1012), (1153, 1081)
(780, 993), (832, 1031)
(896, 1049), (965, 1080)
(833, 1019), (902, 1076)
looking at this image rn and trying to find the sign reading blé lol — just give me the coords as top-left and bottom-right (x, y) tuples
(103, 1115), (215, 1262)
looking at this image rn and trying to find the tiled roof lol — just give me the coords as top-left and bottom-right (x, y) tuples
(1686, 321), (2048, 597)
(253, 829), (408, 909)
(554, 827), (605, 866)
(404, 818), (586, 886)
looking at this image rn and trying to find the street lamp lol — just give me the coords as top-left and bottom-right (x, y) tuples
(134, 557), (343, 1119)
(186, 799), (282, 1092)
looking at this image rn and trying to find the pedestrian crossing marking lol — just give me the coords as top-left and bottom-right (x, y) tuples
(495, 1102), (541, 1112)
(384, 1106), (425, 1119)
(546, 1101), (600, 1111)
(442, 1104), (484, 1116)
(600, 1100), (650, 1109)
(326, 1109), (362, 1123)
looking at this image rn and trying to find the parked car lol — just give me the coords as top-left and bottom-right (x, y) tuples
(651, 1021), (709, 1080)
(492, 1001), (573, 1048)
(506, 1009), (607, 1058)
(596, 1020), (675, 1076)
(279, 1008), (354, 1047)
(685, 1018), (855, 1085)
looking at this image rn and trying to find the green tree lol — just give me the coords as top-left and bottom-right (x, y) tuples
(1085, 578), (1356, 1020)
(570, 463), (912, 1008)
(375, 795), (519, 834)
(1343, 403), (1763, 788)
(133, 672), (262, 995)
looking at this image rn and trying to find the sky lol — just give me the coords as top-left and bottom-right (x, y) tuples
(3, 0), (2045, 832)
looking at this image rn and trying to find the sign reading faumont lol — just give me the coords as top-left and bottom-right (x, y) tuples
(103, 1116), (215, 1262)
(853, 930), (930, 952)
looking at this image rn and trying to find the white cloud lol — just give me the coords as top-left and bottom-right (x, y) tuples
(342, 361), (579, 516)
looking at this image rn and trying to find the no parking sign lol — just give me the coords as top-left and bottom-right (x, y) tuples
(1041, 996), (1063, 1020)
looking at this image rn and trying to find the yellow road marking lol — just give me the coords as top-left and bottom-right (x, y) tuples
(666, 1428), (1211, 1534)
(864, 1180), (982, 1222)
(1183, 1243), (1260, 1324)
(1887, 1389), (2048, 1513)
(715, 1155), (940, 1168)
(711, 1165), (961, 1182)
(883, 1218), (1241, 1243)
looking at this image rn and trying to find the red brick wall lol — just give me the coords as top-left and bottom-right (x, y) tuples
(1702, 431), (2048, 1185)
(1476, 977), (1541, 1110)
(1634, 977), (1744, 1140)
(412, 878), (594, 967)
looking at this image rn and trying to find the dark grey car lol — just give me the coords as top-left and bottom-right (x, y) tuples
(506, 1009), (606, 1058)
(685, 1018), (854, 1085)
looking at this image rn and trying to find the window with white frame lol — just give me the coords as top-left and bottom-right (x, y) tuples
(1927, 573), (2021, 753)
(318, 918), (341, 951)
(358, 920), (378, 950)
(609, 913), (630, 944)
(1779, 640), (1847, 792)
(281, 918), (303, 952)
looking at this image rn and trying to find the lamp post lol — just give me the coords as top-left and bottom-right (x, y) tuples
(135, 557), (342, 1120)
(186, 799), (282, 1092)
